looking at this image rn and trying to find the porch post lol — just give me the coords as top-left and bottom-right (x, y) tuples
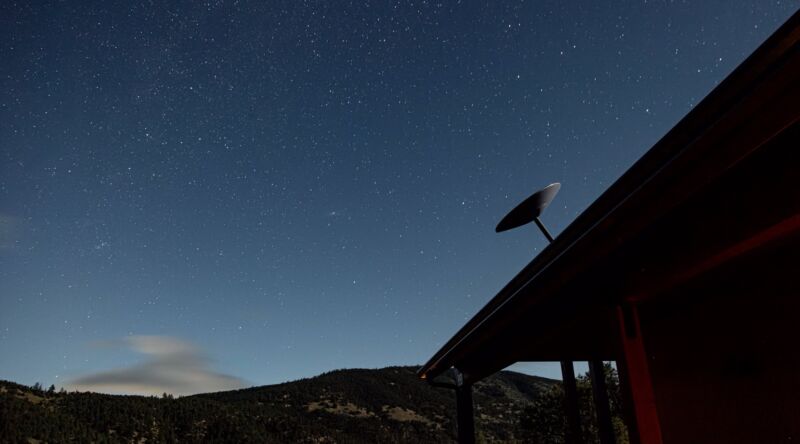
(454, 369), (475, 444)
(589, 360), (616, 444)
(561, 360), (583, 444)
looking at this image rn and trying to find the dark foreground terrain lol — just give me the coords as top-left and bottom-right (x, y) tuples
(0, 365), (627, 443)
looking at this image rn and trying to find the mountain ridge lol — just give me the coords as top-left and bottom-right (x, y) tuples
(1, 365), (625, 443)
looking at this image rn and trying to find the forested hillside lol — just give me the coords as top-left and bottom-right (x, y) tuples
(1, 365), (627, 443)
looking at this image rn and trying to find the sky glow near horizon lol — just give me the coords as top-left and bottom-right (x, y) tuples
(1, 1), (797, 394)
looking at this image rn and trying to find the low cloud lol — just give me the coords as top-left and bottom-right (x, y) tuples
(67, 336), (247, 396)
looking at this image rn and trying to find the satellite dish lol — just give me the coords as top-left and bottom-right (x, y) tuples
(495, 183), (561, 233)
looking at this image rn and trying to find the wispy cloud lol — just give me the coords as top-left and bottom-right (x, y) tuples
(67, 335), (247, 396)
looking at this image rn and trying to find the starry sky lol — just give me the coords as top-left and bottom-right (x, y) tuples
(1, 1), (797, 394)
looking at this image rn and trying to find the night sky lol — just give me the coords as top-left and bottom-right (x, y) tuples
(1, 1), (797, 395)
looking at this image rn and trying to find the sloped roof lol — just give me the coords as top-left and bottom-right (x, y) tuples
(418, 10), (800, 385)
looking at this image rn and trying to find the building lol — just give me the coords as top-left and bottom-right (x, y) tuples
(418, 10), (800, 444)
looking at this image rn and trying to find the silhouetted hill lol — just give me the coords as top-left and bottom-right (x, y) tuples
(0, 365), (627, 443)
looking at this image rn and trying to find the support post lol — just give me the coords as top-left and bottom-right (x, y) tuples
(616, 304), (663, 444)
(454, 369), (475, 444)
(589, 360), (616, 444)
(561, 360), (583, 444)
(615, 353), (641, 444)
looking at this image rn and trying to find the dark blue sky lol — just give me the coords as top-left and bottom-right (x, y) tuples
(1, 1), (797, 394)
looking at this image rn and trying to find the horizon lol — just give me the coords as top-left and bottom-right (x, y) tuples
(6, 361), (570, 398)
(1, 1), (797, 396)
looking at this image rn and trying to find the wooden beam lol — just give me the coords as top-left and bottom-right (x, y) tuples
(589, 360), (616, 444)
(616, 304), (662, 444)
(561, 360), (583, 444)
(454, 369), (475, 444)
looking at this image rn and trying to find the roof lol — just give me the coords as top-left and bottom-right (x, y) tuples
(418, 10), (800, 385)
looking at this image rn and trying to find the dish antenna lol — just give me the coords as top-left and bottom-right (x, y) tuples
(495, 181), (583, 442)
(495, 182), (560, 242)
